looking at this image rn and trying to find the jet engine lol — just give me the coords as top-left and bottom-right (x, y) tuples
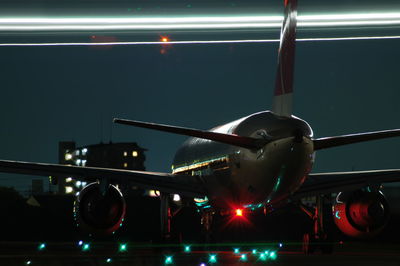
(74, 182), (126, 235)
(332, 190), (390, 238)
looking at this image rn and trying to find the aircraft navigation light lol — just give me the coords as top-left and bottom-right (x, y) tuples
(161, 36), (169, 42)
(165, 255), (173, 264)
(209, 254), (217, 263)
(235, 208), (243, 217)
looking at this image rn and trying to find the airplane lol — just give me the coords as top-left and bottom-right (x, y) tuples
(1, 0), (400, 254)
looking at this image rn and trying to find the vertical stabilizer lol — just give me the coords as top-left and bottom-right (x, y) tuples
(272, 0), (298, 117)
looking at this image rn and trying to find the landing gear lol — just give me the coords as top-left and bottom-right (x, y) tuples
(300, 194), (334, 254)
(160, 193), (172, 241)
(200, 211), (215, 244)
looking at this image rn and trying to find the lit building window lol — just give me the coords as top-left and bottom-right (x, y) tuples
(66, 177), (73, 183)
(123, 163), (128, 168)
(132, 151), (138, 157)
(82, 148), (88, 155)
(76, 159), (81, 166)
(65, 186), (74, 194)
(123, 151), (128, 157)
(82, 160), (87, 166)
(65, 153), (72, 161)
(149, 190), (160, 197)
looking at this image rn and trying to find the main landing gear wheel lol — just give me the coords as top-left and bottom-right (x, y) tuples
(300, 194), (334, 254)
(302, 233), (315, 254)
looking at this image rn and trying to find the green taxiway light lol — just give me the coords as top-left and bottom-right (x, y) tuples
(165, 256), (173, 264)
(264, 250), (270, 255)
(252, 249), (257, 255)
(259, 253), (267, 261)
(119, 243), (127, 252)
(184, 245), (191, 253)
(234, 248), (240, 254)
(38, 243), (46, 251)
(25, 261), (32, 265)
(209, 254), (217, 263)
(82, 243), (90, 251)
(240, 254), (247, 261)
(270, 251), (278, 260)
(106, 258), (112, 263)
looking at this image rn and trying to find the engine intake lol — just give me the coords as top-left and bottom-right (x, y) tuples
(333, 190), (390, 238)
(74, 182), (126, 235)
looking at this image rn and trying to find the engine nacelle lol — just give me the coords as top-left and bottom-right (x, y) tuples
(333, 190), (389, 238)
(74, 182), (126, 235)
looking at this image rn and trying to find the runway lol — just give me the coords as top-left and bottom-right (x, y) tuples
(1, 241), (399, 266)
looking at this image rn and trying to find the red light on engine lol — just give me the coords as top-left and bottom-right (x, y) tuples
(235, 209), (243, 217)
(161, 36), (169, 42)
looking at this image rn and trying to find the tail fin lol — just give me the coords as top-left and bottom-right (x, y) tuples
(272, 0), (298, 117)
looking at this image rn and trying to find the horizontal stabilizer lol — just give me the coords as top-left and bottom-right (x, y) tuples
(313, 129), (400, 150)
(114, 118), (268, 150)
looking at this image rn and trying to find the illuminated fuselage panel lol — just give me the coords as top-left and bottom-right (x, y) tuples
(172, 111), (314, 210)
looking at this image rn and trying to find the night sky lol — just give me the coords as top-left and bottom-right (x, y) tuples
(1, 0), (400, 192)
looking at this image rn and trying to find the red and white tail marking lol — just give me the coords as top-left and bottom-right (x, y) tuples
(272, 0), (298, 117)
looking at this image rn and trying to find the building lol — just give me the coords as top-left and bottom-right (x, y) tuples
(54, 141), (146, 194)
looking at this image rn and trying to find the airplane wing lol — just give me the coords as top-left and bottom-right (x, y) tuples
(0, 160), (206, 198)
(293, 169), (400, 199)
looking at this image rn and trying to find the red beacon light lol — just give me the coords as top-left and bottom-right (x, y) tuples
(235, 208), (243, 217)
(160, 36), (169, 42)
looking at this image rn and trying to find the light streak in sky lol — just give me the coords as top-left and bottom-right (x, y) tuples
(1, 35), (400, 47)
(0, 12), (400, 31)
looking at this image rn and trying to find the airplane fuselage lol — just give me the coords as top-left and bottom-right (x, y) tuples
(172, 111), (315, 210)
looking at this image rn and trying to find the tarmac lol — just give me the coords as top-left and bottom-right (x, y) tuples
(1, 241), (399, 266)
